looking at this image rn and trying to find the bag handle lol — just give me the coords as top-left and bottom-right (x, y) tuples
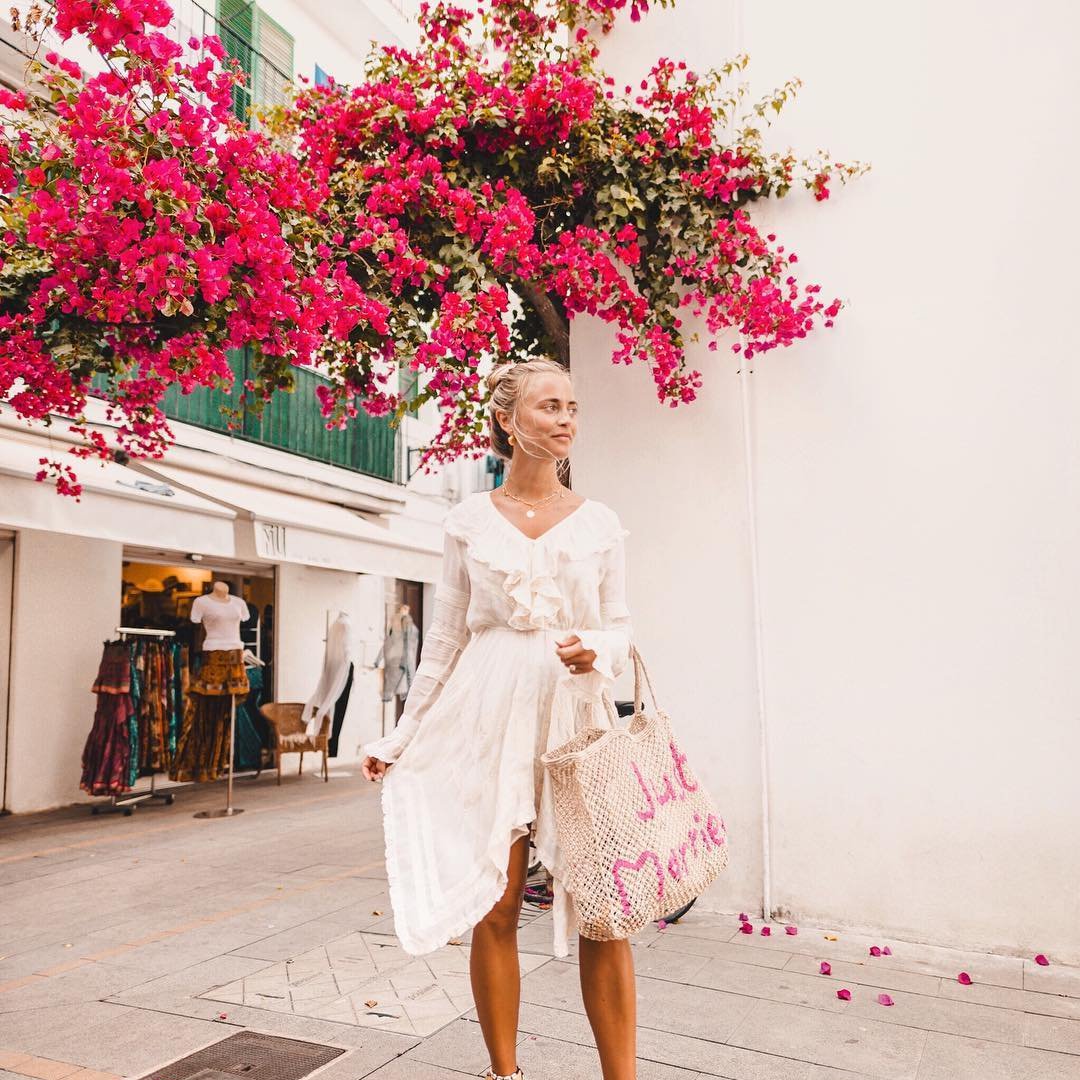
(630, 644), (661, 715)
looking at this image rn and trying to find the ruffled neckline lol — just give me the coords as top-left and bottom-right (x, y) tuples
(445, 492), (627, 631)
(483, 491), (591, 543)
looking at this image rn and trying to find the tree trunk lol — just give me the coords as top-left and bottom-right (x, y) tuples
(518, 280), (571, 367)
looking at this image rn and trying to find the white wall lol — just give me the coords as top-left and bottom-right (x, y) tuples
(577, 0), (1080, 962)
(6, 531), (122, 813)
(274, 562), (388, 771)
(263, 0), (410, 86)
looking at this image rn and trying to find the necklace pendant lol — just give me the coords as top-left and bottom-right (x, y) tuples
(525, 509), (536, 518)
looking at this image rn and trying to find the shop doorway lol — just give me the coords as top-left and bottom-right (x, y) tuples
(0, 533), (13, 813)
(120, 551), (276, 676)
(393, 579), (424, 722)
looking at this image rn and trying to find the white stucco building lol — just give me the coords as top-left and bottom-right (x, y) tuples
(572, 0), (1080, 965)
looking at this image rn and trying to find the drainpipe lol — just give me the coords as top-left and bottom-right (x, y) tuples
(729, 0), (773, 928)
(738, 355), (773, 923)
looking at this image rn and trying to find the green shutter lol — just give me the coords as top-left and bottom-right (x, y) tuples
(399, 364), (421, 416)
(253, 9), (294, 112)
(216, 0), (254, 123)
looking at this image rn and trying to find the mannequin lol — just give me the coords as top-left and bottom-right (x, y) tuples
(304, 612), (354, 743)
(373, 603), (419, 704)
(189, 581), (250, 651)
(170, 580), (251, 794)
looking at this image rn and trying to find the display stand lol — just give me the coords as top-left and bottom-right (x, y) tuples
(193, 690), (243, 819)
(91, 626), (178, 817)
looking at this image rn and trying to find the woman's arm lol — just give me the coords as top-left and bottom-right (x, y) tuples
(556, 530), (632, 682)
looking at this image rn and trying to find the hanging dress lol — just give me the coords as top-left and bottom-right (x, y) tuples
(361, 490), (632, 958)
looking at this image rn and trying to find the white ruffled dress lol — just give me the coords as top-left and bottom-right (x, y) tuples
(361, 490), (632, 957)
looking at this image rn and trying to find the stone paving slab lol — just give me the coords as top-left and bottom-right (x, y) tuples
(1, 775), (1079, 1080)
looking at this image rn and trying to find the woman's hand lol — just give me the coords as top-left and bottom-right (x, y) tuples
(555, 634), (597, 675)
(362, 755), (393, 782)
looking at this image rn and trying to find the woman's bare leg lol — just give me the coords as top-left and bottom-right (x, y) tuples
(470, 833), (530, 1076)
(579, 936), (637, 1080)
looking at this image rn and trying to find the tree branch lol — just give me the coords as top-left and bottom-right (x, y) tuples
(517, 279), (570, 367)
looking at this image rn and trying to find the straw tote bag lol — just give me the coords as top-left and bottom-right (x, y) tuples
(540, 645), (729, 941)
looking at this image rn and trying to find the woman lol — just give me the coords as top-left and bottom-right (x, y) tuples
(361, 357), (637, 1080)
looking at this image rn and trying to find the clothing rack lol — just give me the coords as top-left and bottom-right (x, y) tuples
(90, 627), (178, 817)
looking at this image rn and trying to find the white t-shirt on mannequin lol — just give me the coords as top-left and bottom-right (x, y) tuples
(190, 594), (250, 651)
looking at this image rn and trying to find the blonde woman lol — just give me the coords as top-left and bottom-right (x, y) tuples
(361, 357), (638, 1080)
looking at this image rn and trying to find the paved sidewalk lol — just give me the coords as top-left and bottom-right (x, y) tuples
(1, 774), (1078, 1080)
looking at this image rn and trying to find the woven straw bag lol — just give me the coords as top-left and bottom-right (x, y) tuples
(540, 645), (729, 941)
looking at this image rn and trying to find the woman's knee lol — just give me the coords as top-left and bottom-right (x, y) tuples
(479, 891), (522, 935)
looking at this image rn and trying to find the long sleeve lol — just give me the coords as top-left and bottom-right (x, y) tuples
(361, 530), (471, 764)
(573, 530), (633, 685)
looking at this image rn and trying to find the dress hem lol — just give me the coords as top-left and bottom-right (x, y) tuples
(382, 771), (540, 957)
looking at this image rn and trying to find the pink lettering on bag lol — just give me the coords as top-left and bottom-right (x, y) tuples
(670, 740), (698, 793)
(631, 761), (656, 821)
(694, 812), (712, 851)
(611, 850), (665, 916)
(706, 813), (726, 847)
(667, 851), (683, 880)
(655, 772), (678, 807)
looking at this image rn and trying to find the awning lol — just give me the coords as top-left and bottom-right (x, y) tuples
(0, 438), (237, 556)
(141, 463), (442, 582)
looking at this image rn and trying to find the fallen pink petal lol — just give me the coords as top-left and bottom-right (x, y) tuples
(958, 972), (972, 985)
(869, 946), (882, 956)
(882, 946), (892, 955)
(761, 926), (771, 936)
(656, 920), (667, 930)
(837, 988), (851, 1001)
(1035, 954), (1050, 966)
(740, 921), (754, 934)
(738, 913), (748, 922)
(820, 961), (832, 975)
(785, 926), (798, 935)
(877, 993), (895, 1006)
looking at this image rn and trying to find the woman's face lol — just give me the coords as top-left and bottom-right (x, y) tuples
(501, 372), (578, 460)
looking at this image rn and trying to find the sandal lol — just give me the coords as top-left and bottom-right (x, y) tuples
(483, 1070), (524, 1080)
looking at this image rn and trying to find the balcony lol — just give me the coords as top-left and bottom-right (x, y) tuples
(95, 352), (398, 482)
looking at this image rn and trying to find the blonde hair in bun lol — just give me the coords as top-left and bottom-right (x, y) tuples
(486, 357), (573, 464)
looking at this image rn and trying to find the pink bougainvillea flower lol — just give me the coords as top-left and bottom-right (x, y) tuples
(877, 993), (894, 1007)
(869, 946), (882, 957)
(1035, 954), (1050, 966)
(760, 926), (771, 937)
(738, 913), (748, 922)
(882, 946), (892, 956)
(5, 0), (864, 493)
(785, 926), (798, 936)
(957, 972), (972, 985)
(820, 961), (832, 975)
(836, 988), (851, 1001)
(740, 921), (754, 934)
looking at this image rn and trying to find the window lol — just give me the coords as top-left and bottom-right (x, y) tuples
(215, 0), (294, 125)
(399, 364), (421, 416)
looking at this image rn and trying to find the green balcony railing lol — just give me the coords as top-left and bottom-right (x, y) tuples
(97, 351), (398, 482)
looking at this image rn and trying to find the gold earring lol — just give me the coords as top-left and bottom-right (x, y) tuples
(508, 434), (516, 446)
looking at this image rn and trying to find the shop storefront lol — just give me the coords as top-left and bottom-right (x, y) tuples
(0, 431), (443, 814)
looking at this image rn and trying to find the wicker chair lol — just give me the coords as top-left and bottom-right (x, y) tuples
(258, 703), (331, 785)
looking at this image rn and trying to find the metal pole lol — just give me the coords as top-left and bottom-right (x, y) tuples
(195, 692), (244, 819)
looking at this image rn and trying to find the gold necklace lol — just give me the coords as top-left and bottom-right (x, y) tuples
(501, 484), (566, 519)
